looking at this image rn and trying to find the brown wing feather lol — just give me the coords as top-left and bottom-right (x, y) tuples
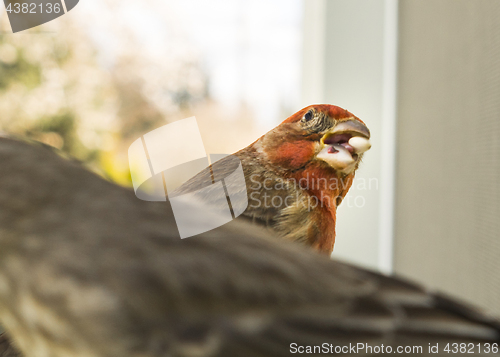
(0, 334), (20, 357)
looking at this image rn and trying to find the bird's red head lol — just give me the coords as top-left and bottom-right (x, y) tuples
(258, 104), (370, 178)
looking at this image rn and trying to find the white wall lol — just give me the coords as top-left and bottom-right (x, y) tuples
(301, 0), (397, 272)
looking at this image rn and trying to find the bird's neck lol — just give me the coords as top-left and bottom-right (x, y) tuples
(235, 146), (353, 255)
(291, 165), (354, 211)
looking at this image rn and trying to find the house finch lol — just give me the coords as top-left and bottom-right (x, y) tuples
(0, 138), (498, 357)
(173, 104), (372, 255)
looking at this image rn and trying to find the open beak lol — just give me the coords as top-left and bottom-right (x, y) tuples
(317, 120), (371, 174)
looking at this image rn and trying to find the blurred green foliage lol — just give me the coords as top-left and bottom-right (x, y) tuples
(0, 49), (41, 90)
(0, 14), (208, 186)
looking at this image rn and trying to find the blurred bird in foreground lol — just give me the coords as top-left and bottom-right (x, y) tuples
(174, 104), (372, 255)
(0, 138), (499, 357)
(0, 334), (19, 357)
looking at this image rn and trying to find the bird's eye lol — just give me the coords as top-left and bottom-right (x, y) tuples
(303, 110), (313, 122)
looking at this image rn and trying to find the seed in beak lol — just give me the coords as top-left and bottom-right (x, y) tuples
(348, 136), (371, 153)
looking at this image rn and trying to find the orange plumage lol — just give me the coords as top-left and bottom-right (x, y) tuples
(175, 104), (371, 255)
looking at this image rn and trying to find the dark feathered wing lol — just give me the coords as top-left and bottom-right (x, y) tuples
(0, 138), (498, 357)
(0, 334), (20, 357)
